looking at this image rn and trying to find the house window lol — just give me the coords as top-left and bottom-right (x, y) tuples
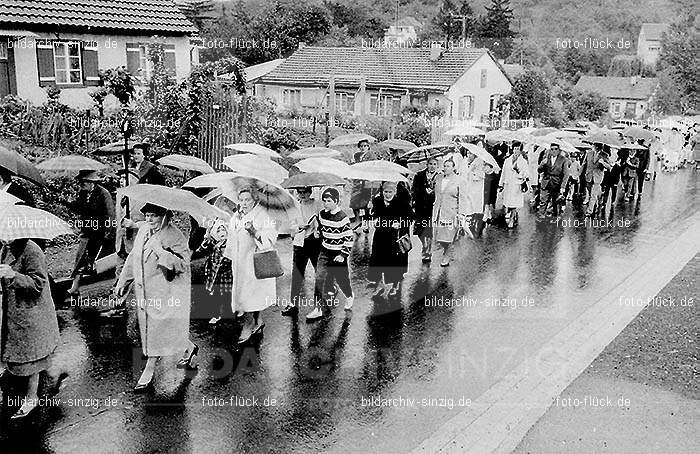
(480, 69), (487, 88)
(53, 42), (82, 85)
(126, 42), (177, 81)
(370, 94), (401, 116)
(334, 92), (355, 114)
(282, 89), (301, 107)
(458, 95), (474, 119)
(611, 102), (621, 114)
(625, 102), (637, 118)
(489, 94), (502, 113)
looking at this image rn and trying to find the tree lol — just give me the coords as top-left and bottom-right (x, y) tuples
(655, 16), (700, 113)
(477, 0), (516, 60)
(607, 55), (655, 77)
(431, 0), (476, 42)
(501, 69), (551, 120)
(564, 90), (609, 121)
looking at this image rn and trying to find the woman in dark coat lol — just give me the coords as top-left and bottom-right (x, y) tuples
(412, 157), (439, 262)
(368, 181), (413, 297)
(1, 239), (60, 419)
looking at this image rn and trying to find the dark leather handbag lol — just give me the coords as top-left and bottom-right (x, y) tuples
(254, 248), (284, 279)
(396, 234), (413, 254)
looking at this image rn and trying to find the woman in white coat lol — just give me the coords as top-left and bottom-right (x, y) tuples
(224, 187), (278, 344)
(498, 146), (529, 228)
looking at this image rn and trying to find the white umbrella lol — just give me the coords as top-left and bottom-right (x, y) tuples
(328, 133), (376, 147)
(37, 155), (108, 172)
(294, 157), (352, 177)
(222, 154), (288, 183)
(224, 143), (282, 159)
(0, 191), (22, 207)
(157, 154), (215, 174)
(287, 147), (342, 160)
(459, 143), (500, 171)
(0, 204), (74, 241)
(444, 125), (486, 137)
(350, 160), (412, 175)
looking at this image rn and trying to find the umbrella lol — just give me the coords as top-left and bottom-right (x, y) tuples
(621, 127), (656, 141)
(459, 143), (500, 171)
(566, 138), (593, 150)
(618, 143), (648, 151)
(530, 127), (559, 136)
(287, 147), (342, 160)
(94, 138), (143, 155)
(350, 160), (412, 175)
(294, 157), (352, 177)
(281, 172), (346, 189)
(0, 204), (74, 241)
(400, 143), (454, 163)
(562, 127), (589, 134)
(584, 132), (623, 148)
(544, 130), (580, 139)
(157, 155), (215, 174)
(328, 133), (376, 147)
(517, 126), (537, 134)
(222, 154), (288, 183)
(37, 155), (108, 172)
(532, 137), (577, 155)
(0, 191), (21, 208)
(347, 166), (408, 183)
(185, 173), (301, 228)
(0, 145), (45, 186)
(377, 139), (417, 151)
(224, 143), (282, 159)
(444, 125), (486, 137)
(485, 129), (530, 143)
(117, 184), (228, 225)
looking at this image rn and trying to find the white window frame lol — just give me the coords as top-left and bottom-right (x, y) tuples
(334, 92), (355, 114)
(53, 41), (83, 85)
(282, 89), (301, 108)
(371, 94), (401, 117)
(611, 102), (621, 114)
(458, 95), (474, 119)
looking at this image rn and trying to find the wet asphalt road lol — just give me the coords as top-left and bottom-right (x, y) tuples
(1, 170), (698, 453)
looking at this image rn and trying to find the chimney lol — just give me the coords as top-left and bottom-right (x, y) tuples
(430, 43), (444, 62)
(630, 76), (638, 86)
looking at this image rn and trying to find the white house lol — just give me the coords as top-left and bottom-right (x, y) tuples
(254, 45), (512, 123)
(383, 17), (422, 44)
(0, 0), (198, 108)
(575, 76), (658, 119)
(637, 23), (669, 66)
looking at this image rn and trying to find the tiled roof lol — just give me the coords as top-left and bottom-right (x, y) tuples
(575, 76), (658, 100)
(0, 0), (197, 34)
(639, 23), (669, 41)
(259, 46), (492, 91)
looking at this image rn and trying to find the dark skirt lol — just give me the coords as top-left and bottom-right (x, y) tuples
(484, 173), (499, 205)
(368, 228), (408, 283)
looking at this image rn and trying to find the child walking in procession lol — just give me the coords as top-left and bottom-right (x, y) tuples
(306, 188), (354, 321)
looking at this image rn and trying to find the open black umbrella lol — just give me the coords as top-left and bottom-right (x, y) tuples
(0, 144), (45, 185)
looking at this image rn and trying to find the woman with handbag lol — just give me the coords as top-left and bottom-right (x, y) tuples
(368, 182), (413, 298)
(114, 202), (197, 392)
(498, 145), (529, 228)
(433, 159), (468, 267)
(223, 187), (278, 344)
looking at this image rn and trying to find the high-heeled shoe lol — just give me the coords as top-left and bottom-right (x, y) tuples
(133, 377), (153, 393)
(10, 401), (38, 419)
(176, 344), (199, 369)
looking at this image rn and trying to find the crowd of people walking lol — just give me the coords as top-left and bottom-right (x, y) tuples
(1, 121), (698, 420)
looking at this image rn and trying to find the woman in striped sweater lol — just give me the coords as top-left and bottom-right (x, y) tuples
(306, 188), (355, 321)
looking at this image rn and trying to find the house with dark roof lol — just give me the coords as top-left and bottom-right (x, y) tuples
(255, 45), (512, 122)
(637, 23), (669, 66)
(0, 0), (198, 107)
(575, 76), (658, 119)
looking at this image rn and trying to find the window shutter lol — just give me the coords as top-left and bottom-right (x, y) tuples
(126, 42), (140, 75)
(468, 96), (474, 117)
(164, 44), (176, 76)
(82, 42), (100, 86)
(36, 42), (55, 86)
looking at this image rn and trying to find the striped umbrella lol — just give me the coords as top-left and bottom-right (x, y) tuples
(400, 143), (455, 163)
(0, 204), (74, 241)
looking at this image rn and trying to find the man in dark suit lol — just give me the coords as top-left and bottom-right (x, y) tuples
(537, 143), (569, 217)
(635, 139), (650, 198)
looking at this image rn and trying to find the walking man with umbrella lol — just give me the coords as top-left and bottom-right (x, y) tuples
(67, 170), (116, 297)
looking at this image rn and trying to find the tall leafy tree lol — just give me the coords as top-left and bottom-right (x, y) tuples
(502, 69), (551, 120)
(655, 16), (699, 113)
(477, 0), (516, 59)
(432, 0), (476, 42)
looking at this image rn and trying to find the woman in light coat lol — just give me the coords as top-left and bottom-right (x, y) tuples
(115, 202), (197, 392)
(499, 147), (529, 228)
(224, 187), (278, 344)
(432, 159), (468, 267)
(1, 239), (60, 419)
